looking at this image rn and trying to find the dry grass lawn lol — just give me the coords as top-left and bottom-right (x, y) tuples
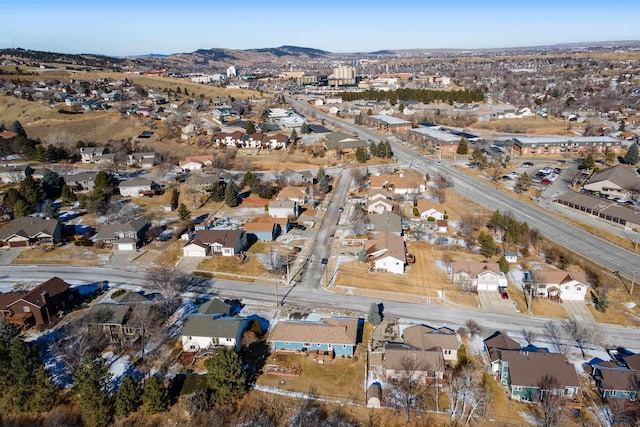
(197, 253), (266, 277)
(531, 298), (570, 319)
(235, 148), (340, 171)
(12, 245), (111, 266)
(152, 239), (185, 267)
(257, 346), (366, 402)
(472, 116), (585, 136)
(587, 285), (640, 327)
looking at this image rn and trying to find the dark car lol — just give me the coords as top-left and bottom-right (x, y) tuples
(500, 290), (509, 300)
(292, 223), (307, 231)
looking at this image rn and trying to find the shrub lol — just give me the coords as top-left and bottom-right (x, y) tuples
(413, 207), (419, 217)
(111, 289), (127, 299)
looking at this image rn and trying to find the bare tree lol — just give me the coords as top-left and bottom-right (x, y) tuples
(350, 167), (367, 192)
(146, 267), (199, 320)
(349, 206), (370, 236)
(387, 356), (429, 422)
(543, 321), (569, 355)
(486, 158), (504, 182)
(51, 313), (110, 372)
(465, 319), (482, 337)
(521, 328), (538, 346)
(561, 319), (602, 358)
(455, 275), (476, 293)
(528, 375), (566, 427)
(446, 365), (489, 424)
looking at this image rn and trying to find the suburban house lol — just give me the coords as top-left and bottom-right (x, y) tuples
(0, 216), (62, 247)
(66, 171), (97, 193)
(323, 132), (369, 156)
(183, 229), (247, 257)
(483, 330), (522, 357)
(86, 303), (142, 343)
(364, 232), (407, 275)
(281, 169), (313, 186)
(367, 211), (403, 235)
(369, 172), (427, 195)
(367, 192), (393, 214)
(0, 164), (34, 183)
(269, 317), (360, 357)
(451, 261), (507, 291)
(127, 152), (157, 168)
(197, 299), (232, 317)
(591, 361), (639, 400)
(268, 200), (298, 219)
(179, 155), (215, 171)
(436, 219), (448, 233)
(276, 186), (307, 205)
(505, 251), (519, 263)
(383, 343), (445, 383)
(94, 219), (150, 250)
(417, 199), (445, 221)
(243, 221), (278, 241)
(79, 146), (108, 163)
(489, 348), (581, 402)
(0, 277), (79, 330)
(402, 324), (460, 365)
(181, 315), (248, 352)
(582, 165), (640, 199)
(118, 177), (155, 197)
(531, 270), (588, 301)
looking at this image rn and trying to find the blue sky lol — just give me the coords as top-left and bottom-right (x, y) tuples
(1, 1), (639, 56)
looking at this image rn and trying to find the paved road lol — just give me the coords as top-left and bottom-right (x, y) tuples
(288, 96), (640, 281)
(2, 264), (639, 349)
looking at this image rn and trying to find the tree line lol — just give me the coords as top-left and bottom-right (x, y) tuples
(336, 88), (485, 105)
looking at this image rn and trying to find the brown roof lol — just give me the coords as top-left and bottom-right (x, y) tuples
(532, 270), (587, 285)
(7, 277), (72, 309)
(276, 186), (306, 201)
(243, 222), (275, 233)
(499, 350), (580, 389)
(484, 331), (521, 351)
(252, 215), (289, 226)
(366, 232), (406, 262)
(194, 229), (241, 247)
(451, 261), (500, 277)
(0, 130), (18, 140)
(0, 291), (25, 309)
(599, 368), (638, 391)
(384, 343), (444, 371)
(269, 317), (358, 346)
(624, 353), (640, 370)
(403, 325), (459, 351)
(179, 154), (215, 166)
(417, 199), (443, 214)
(586, 164), (640, 189)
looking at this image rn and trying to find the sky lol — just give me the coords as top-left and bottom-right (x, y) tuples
(1, 1), (639, 56)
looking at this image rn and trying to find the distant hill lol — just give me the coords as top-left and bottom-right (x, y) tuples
(246, 45), (330, 58)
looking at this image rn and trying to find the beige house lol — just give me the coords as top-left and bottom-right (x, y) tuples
(383, 343), (445, 383)
(402, 325), (460, 365)
(531, 270), (588, 301)
(417, 199), (445, 221)
(451, 261), (507, 291)
(365, 232), (406, 275)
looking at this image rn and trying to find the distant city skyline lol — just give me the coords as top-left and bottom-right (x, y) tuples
(1, 0), (639, 57)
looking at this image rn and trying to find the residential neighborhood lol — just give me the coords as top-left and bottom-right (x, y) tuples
(2, 32), (640, 427)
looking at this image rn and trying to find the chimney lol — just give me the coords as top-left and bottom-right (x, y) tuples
(40, 290), (49, 305)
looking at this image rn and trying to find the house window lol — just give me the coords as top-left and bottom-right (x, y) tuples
(303, 342), (311, 347)
(23, 306), (30, 312)
(537, 284), (546, 289)
(285, 341), (290, 345)
(342, 345), (347, 349)
(576, 287), (582, 291)
(512, 386), (522, 391)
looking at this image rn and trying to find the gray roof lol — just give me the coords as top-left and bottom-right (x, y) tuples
(197, 299), (231, 315)
(369, 115), (410, 125)
(513, 136), (618, 145)
(367, 211), (402, 233)
(268, 200), (296, 209)
(119, 177), (153, 187)
(181, 315), (246, 338)
(410, 127), (460, 143)
(88, 304), (130, 325)
(94, 219), (149, 241)
(586, 164), (640, 189)
(0, 217), (60, 241)
(112, 291), (150, 303)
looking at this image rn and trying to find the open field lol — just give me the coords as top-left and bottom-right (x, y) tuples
(12, 245), (111, 266)
(472, 116), (584, 136)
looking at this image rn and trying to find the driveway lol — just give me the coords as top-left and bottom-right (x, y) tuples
(0, 247), (26, 266)
(176, 256), (201, 273)
(477, 290), (520, 315)
(563, 300), (596, 324)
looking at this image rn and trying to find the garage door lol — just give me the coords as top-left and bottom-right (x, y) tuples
(184, 249), (205, 257)
(116, 243), (136, 251)
(477, 284), (498, 291)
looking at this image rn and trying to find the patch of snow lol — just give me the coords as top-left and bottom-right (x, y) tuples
(508, 268), (525, 289)
(433, 260), (449, 273)
(467, 334), (485, 355)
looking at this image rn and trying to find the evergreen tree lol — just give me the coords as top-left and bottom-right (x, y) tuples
(29, 366), (58, 413)
(19, 175), (39, 205)
(42, 199), (59, 219)
(579, 153), (595, 170)
(40, 169), (65, 199)
(211, 181), (226, 202)
(355, 147), (369, 163)
(367, 108), (373, 116)
(177, 203), (191, 221)
(514, 172), (530, 193)
(205, 348), (246, 407)
(457, 138), (468, 155)
(60, 183), (76, 206)
(300, 122), (310, 134)
(224, 181), (239, 207)
(384, 141), (393, 158)
(367, 303), (382, 325)
(142, 377), (169, 414)
(498, 256), (509, 273)
(478, 232), (496, 258)
(290, 128), (298, 141)
(115, 375), (142, 418)
(245, 121), (256, 135)
(470, 148), (487, 169)
(13, 199), (30, 217)
(369, 141), (378, 157)
(9, 338), (41, 411)
(3, 188), (25, 212)
(73, 357), (114, 427)
(11, 120), (27, 138)
(624, 143), (639, 165)
(184, 87), (189, 96)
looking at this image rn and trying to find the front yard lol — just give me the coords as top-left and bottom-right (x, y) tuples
(12, 245), (112, 266)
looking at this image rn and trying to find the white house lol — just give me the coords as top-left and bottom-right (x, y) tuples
(367, 192), (393, 214)
(365, 232), (406, 275)
(268, 200), (297, 219)
(504, 251), (519, 263)
(451, 261), (507, 291)
(417, 199), (445, 221)
(182, 240), (208, 257)
(532, 270), (588, 301)
(119, 177), (153, 197)
(179, 155), (215, 171)
(181, 316), (247, 352)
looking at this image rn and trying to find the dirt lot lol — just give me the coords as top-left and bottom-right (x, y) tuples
(12, 244), (111, 266)
(472, 116), (585, 136)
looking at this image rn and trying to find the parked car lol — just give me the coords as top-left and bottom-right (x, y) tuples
(500, 290), (509, 300)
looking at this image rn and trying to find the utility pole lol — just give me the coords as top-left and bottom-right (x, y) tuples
(631, 271), (637, 296)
